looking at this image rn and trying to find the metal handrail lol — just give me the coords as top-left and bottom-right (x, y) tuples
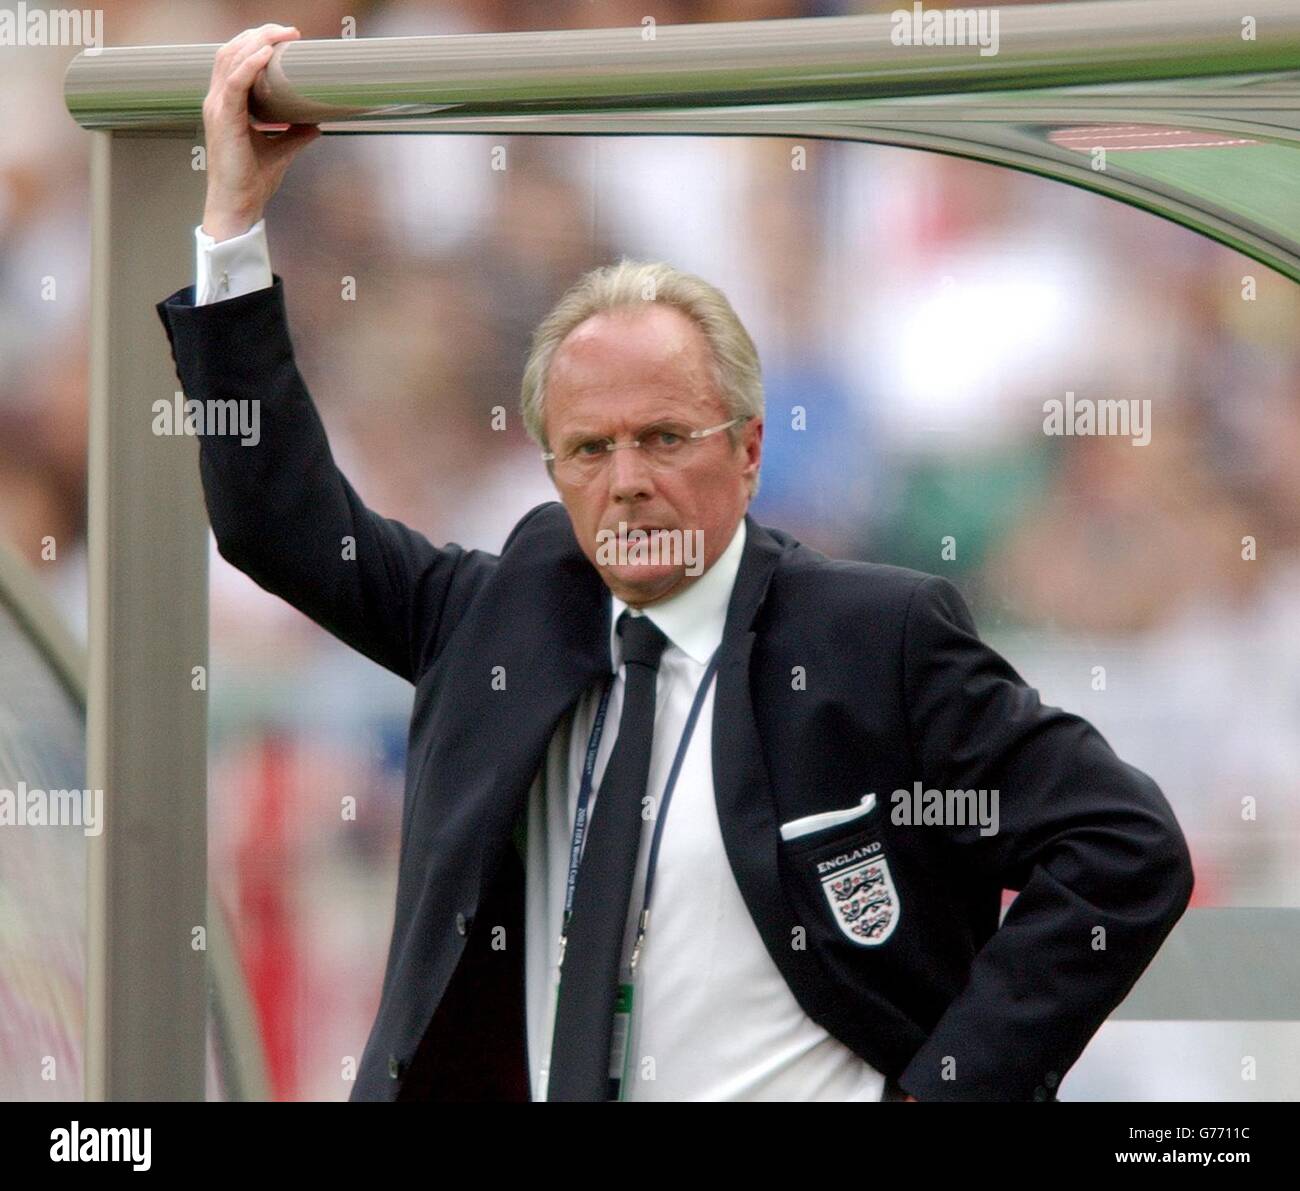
(64, 1), (1300, 131)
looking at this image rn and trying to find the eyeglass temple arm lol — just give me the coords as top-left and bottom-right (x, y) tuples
(690, 415), (751, 439)
(540, 414), (752, 460)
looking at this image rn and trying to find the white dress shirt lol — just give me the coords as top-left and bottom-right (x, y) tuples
(194, 225), (886, 1102)
(194, 219), (272, 305)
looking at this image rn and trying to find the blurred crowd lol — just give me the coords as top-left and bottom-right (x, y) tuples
(2, 0), (1298, 1101)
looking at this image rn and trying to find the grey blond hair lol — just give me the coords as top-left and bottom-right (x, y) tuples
(520, 258), (763, 496)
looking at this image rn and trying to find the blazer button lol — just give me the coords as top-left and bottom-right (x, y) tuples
(455, 911), (469, 936)
(1032, 1085), (1047, 1101)
(388, 1055), (404, 1080)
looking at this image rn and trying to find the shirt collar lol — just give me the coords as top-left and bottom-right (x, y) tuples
(608, 517), (747, 668)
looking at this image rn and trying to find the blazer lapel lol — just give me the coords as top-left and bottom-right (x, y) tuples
(451, 504), (611, 881)
(711, 515), (833, 1017)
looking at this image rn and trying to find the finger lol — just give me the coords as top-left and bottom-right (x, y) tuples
(214, 26), (269, 70)
(215, 42), (275, 115)
(210, 30), (264, 97)
(216, 24), (299, 83)
(226, 25), (299, 75)
(224, 22), (299, 55)
(228, 43), (275, 89)
(252, 25), (302, 48)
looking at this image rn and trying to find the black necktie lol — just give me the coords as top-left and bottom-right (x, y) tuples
(547, 610), (669, 1101)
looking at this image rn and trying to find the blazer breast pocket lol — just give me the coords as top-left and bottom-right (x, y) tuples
(779, 793), (901, 948)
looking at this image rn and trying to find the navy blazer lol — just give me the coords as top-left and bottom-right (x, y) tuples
(156, 275), (1194, 1102)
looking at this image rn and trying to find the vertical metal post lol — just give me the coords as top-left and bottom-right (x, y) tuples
(86, 131), (210, 1100)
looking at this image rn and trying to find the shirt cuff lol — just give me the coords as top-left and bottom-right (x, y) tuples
(194, 218), (274, 306)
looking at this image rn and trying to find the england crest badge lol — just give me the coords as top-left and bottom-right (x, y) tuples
(817, 843), (900, 946)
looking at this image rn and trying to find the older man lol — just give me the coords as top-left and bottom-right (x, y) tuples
(155, 25), (1194, 1102)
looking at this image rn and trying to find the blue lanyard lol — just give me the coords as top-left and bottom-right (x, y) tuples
(558, 644), (722, 974)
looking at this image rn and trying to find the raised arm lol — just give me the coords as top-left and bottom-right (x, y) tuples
(155, 24), (496, 682)
(896, 575), (1194, 1101)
